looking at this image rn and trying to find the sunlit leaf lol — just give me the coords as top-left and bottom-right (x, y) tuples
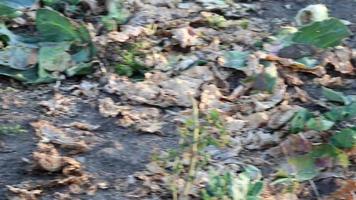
(292, 18), (351, 48)
(306, 117), (335, 131)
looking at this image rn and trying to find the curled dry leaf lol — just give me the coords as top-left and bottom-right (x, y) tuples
(171, 27), (199, 48)
(32, 143), (83, 177)
(268, 105), (301, 129)
(107, 31), (130, 42)
(280, 134), (312, 156)
(39, 93), (74, 115)
(225, 117), (246, 133)
(199, 84), (235, 113)
(62, 157), (82, 176)
(322, 47), (354, 74)
(33, 143), (65, 172)
(313, 75), (343, 87)
(292, 87), (312, 103)
(280, 70), (304, 86)
(253, 80), (287, 112)
(245, 112), (269, 129)
(117, 105), (163, 133)
(31, 120), (89, 152)
(6, 185), (42, 200)
(69, 81), (99, 97)
(67, 122), (100, 131)
(104, 66), (214, 107)
(242, 129), (282, 150)
(265, 55), (326, 77)
(98, 97), (120, 117)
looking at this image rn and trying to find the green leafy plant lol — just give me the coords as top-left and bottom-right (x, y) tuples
(288, 144), (349, 181)
(290, 88), (355, 133)
(152, 107), (263, 200)
(157, 100), (229, 200)
(287, 88), (355, 181)
(115, 50), (147, 79)
(201, 166), (264, 200)
(0, 8), (95, 84)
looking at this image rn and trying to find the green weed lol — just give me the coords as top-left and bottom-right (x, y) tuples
(0, 124), (26, 135)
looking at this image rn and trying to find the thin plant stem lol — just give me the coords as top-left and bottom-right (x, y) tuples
(181, 98), (200, 200)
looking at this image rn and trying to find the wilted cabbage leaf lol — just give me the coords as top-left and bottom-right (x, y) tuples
(39, 42), (72, 72)
(0, 24), (38, 70)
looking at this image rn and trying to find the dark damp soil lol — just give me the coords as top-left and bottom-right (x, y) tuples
(0, 82), (178, 199)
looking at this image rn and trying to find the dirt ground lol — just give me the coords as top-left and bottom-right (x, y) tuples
(0, 81), (178, 199)
(0, 0), (355, 199)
